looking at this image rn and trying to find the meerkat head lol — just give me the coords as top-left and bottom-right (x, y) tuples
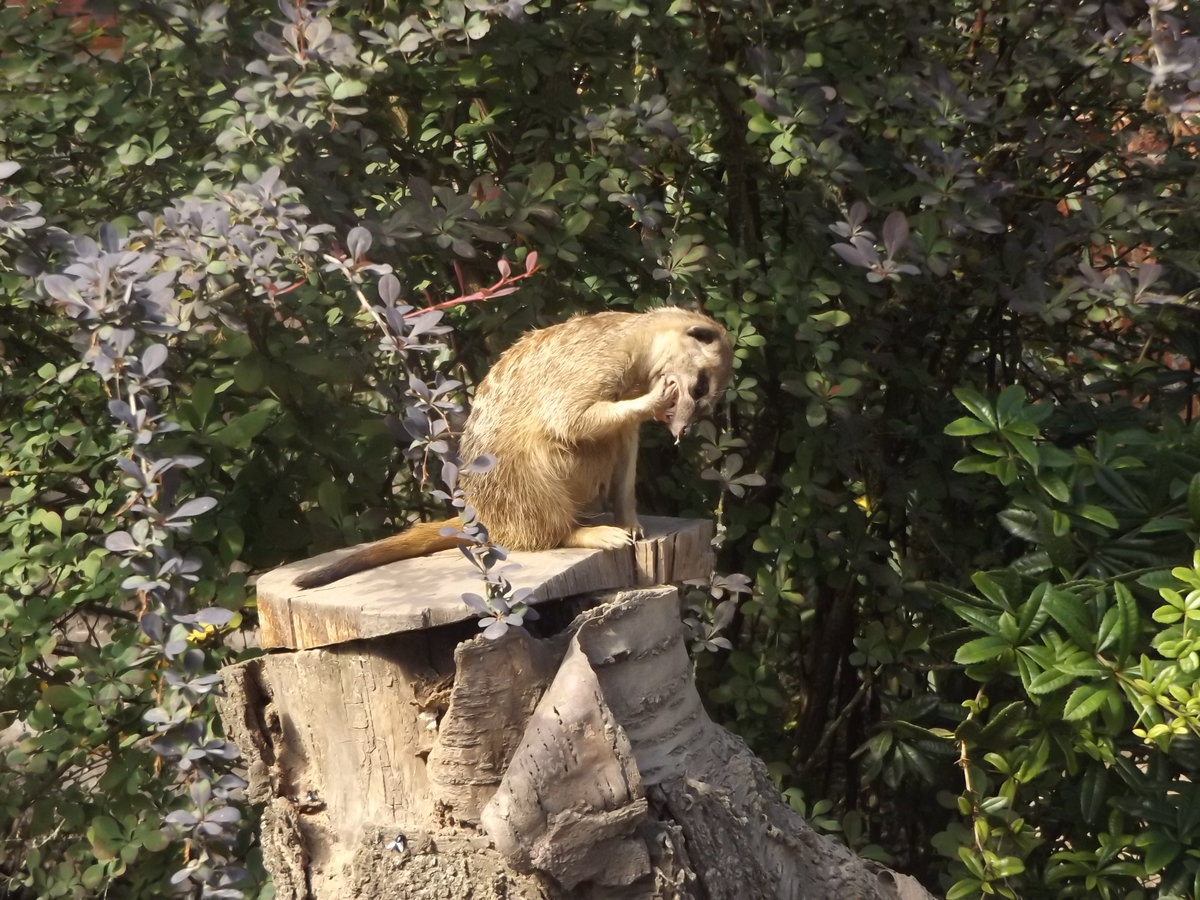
(647, 313), (733, 441)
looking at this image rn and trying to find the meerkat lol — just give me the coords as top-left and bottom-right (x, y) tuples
(293, 307), (732, 588)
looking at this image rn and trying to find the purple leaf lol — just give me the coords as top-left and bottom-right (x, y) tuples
(378, 273), (401, 304)
(140, 613), (165, 641)
(713, 598), (739, 629)
(206, 806), (241, 824)
(462, 454), (496, 475)
(98, 222), (121, 253)
(142, 343), (169, 375)
(42, 274), (90, 313)
(169, 497), (218, 520)
(105, 531), (139, 552)
(1136, 262), (1163, 296)
(346, 226), (372, 260)
(831, 241), (871, 269)
(462, 593), (489, 614)
(195, 607), (235, 627)
(881, 211), (910, 258)
(482, 620), (508, 640)
(717, 573), (753, 594)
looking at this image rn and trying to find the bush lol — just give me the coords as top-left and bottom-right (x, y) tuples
(2, 1), (1198, 897)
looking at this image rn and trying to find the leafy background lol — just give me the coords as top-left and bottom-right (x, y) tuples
(2, 1), (1200, 897)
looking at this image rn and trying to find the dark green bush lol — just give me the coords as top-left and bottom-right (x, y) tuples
(2, 1), (1199, 897)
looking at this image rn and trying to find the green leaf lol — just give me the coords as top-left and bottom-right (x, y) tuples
(953, 386), (996, 429)
(1037, 472), (1070, 503)
(978, 701), (1027, 741)
(747, 114), (776, 134)
(42, 684), (84, 712)
(1052, 509), (1071, 537)
(1007, 433), (1040, 471)
(1096, 603), (1122, 655)
(953, 456), (999, 475)
(995, 458), (1018, 485)
(1078, 763), (1107, 823)
(1044, 587), (1094, 650)
(1188, 473), (1200, 526)
(232, 355), (265, 392)
(1077, 504), (1118, 529)
(117, 142), (147, 165)
(810, 309), (850, 327)
(1143, 836), (1180, 873)
(190, 379), (216, 426)
(955, 634), (1011, 664)
(998, 507), (1039, 542)
(564, 210), (592, 235)
(211, 401), (278, 448)
(140, 828), (170, 853)
(945, 417), (993, 436)
(331, 79), (367, 100)
(946, 879), (984, 900)
(87, 815), (122, 861)
(1062, 684), (1111, 721)
(317, 481), (343, 517)
(527, 161), (556, 196)
(1016, 582), (1049, 640)
(947, 602), (1003, 636)
(995, 384), (1027, 425)
(31, 508), (63, 539)
(971, 570), (1019, 612)
(1016, 736), (1052, 782)
(1140, 516), (1191, 534)
(1027, 667), (1076, 695)
(1113, 582), (1138, 661)
(990, 856), (1026, 878)
(82, 863), (106, 889)
(1093, 468), (1145, 514)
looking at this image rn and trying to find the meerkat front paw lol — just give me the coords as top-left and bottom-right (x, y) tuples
(638, 375), (680, 422)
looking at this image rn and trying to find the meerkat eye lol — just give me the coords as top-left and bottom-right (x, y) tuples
(691, 371), (710, 399)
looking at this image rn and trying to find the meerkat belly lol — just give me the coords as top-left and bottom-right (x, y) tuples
(459, 431), (627, 550)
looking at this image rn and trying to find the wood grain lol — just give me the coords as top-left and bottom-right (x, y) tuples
(257, 516), (714, 650)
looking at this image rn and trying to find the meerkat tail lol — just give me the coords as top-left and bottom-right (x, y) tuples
(293, 518), (463, 589)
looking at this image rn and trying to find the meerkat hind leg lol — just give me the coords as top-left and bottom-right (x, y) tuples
(612, 428), (643, 539)
(564, 524), (635, 550)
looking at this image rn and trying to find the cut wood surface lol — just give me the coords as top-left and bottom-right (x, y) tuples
(256, 516), (714, 650)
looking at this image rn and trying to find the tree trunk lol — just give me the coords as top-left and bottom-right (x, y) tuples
(218, 520), (933, 899)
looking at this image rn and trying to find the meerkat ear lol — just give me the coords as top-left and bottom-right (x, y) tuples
(687, 325), (719, 344)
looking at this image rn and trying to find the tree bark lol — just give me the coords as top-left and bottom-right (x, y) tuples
(219, 585), (934, 900)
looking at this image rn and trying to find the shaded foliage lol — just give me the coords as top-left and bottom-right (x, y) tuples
(2, 1), (1200, 898)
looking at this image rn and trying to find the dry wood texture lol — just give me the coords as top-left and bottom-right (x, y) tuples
(220, 522), (934, 899)
(256, 516), (713, 650)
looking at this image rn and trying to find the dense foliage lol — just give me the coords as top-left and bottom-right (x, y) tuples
(2, 0), (1199, 897)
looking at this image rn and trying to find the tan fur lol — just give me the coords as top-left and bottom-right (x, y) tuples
(294, 308), (732, 588)
(292, 521), (460, 589)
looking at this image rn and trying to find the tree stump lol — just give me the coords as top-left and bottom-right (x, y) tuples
(218, 518), (933, 900)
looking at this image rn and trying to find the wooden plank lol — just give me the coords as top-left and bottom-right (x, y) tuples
(257, 517), (714, 650)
